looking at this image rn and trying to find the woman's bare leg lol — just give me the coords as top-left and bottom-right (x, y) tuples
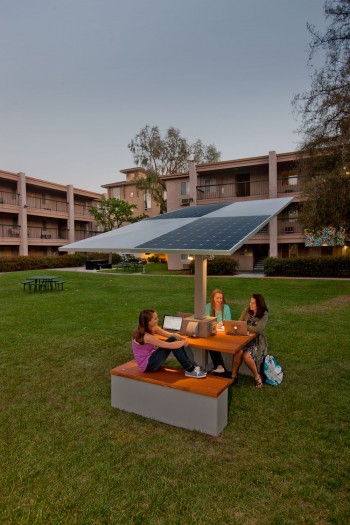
(231, 349), (243, 379)
(242, 352), (261, 384)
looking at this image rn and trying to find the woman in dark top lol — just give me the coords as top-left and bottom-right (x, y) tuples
(232, 293), (269, 388)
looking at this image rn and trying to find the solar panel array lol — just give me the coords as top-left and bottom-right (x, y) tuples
(60, 197), (293, 255)
(137, 215), (269, 251)
(148, 202), (231, 220)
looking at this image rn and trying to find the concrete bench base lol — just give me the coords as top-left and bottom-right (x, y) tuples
(111, 361), (233, 436)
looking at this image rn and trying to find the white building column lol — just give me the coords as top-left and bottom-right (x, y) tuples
(268, 151), (278, 258)
(67, 185), (75, 245)
(18, 172), (28, 256)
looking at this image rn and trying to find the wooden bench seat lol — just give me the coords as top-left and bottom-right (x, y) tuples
(53, 280), (65, 290)
(21, 280), (34, 292)
(110, 360), (233, 436)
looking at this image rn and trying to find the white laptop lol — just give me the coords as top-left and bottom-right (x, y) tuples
(162, 314), (183, 333)
(223, 320), (249, 336)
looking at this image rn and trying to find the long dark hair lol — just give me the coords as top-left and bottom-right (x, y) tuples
(249, 293), (268, 318)
(209, 288), (228, 317)
(133, 309), (155, 344)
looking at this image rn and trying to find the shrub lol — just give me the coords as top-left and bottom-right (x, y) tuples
(189, 256), (238, 275)
(263, 255), (350, 277)
(0, 253), (121, 273)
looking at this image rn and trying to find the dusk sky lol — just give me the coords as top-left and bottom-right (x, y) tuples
(1, 0), (327, 193)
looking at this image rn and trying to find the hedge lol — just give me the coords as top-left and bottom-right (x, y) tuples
(189, 256), (239, 275)
(263, 255), (350, 277)
(0, 253), (122, 273)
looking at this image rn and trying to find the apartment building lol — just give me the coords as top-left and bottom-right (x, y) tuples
(0, 169), (103, 257)
(160, 150), (348, 271)
(102, 167), (161, 218)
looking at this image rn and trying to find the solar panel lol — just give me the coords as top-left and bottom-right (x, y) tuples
(137, 216), (270, 252)
(149, 202), (231, 220)
(59, 197), (293, 255)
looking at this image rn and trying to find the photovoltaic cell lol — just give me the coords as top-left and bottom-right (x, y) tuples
(149, 202), (231, 220)
(137, 215), (269, 251)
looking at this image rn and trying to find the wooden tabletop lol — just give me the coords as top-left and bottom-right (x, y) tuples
(185, 331), (256, 355)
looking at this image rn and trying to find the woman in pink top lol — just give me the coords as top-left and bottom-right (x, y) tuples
(132, 309), (206, 379)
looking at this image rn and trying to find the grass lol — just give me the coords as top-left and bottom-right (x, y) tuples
(1, 270), (350, 524)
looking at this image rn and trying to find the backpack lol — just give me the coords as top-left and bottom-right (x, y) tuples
(262, 355), (283, 386)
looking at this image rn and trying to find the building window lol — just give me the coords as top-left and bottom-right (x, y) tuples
(130, 192), (134, 198)
(181, 181), (189, 196)
(144, 191), (151, 211)
(113, 187), (120, 198)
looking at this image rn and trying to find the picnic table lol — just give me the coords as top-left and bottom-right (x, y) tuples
(158, 330), (256, 377)
(85, 259), (111, 270)
(21, 276), (65, 293)
(115, 257), (145, 272)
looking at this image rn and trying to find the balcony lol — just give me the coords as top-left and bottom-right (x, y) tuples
(0, 224), (20, 237)
(74, 203), (93, 217)
(26, 196), (68, 213)
(255, 224), (269, 236)
(196, 176), (301, 202)
(277, 176), (300, 194)
(278, 218), (303, 235)
(0, 191), (20, 206)
(74, 229), (100, 241)
(27, 226), (68, 240)
(196, 180), (269, 201)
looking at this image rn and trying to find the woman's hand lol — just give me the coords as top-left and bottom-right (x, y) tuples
(176, 335), (189, 346)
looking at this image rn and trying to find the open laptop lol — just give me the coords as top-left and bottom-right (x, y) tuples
(162, 314), (184, 333)
(223, 320), (249, 336)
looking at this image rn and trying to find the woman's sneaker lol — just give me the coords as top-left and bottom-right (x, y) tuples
(185, 366), (207, 379)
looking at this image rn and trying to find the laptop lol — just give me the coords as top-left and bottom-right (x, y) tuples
(223, 320), (249, 336)
(162, 314), (184, 333)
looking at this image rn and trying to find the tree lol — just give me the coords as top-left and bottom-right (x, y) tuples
(128, 125), (221, 213)
(132, 170), (168, 214)
(293, 0), (350, 231)
(89, 197), (148, 232)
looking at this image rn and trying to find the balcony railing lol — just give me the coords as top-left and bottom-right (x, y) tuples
(0, 191), (20, 206)
(278, 218), (303, 235)
(197, 180), (269, 201)
(0, 224), (20, 237)
(0, 224), (100, 241)
(26, 196), (68, 213)
(277, 176), (300, 193)
(74, 229), (100, 241)
(255, 224), (269, 235)
(27, 226), (69, 239)
(74, 204), (93, 216)
(196, 176), (301, 201)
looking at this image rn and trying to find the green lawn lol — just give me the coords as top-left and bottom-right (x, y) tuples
(1, 271), (349, 524)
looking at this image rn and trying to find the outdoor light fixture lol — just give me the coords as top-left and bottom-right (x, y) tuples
(188, 255), (194, 261)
